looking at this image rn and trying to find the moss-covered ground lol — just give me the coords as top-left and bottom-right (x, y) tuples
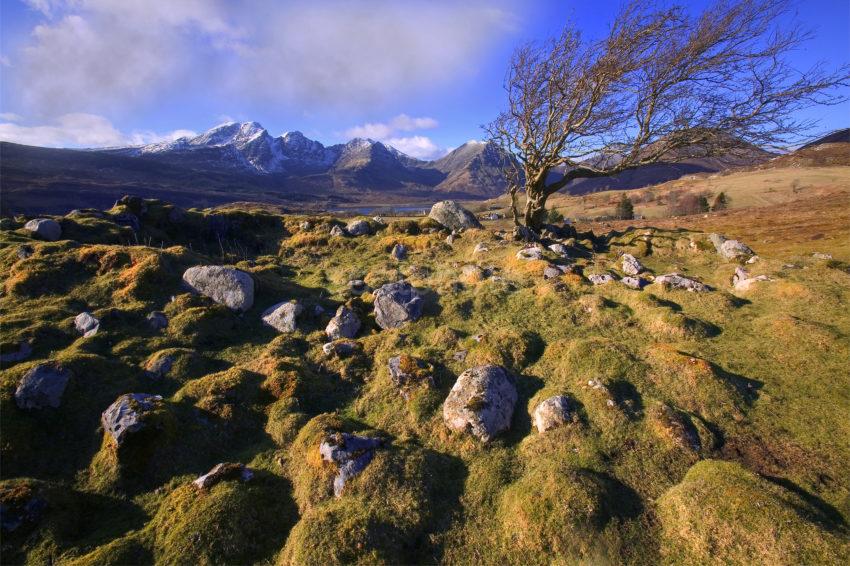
(1, 193), (849, 564)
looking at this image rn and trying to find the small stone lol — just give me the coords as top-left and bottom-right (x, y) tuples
(348, 280), (369, 295)
(322, 340), (357, 357)
(516, 246), (544, 260)
(299, 221), (312, 231)
(462, 264), (484, 280)
(101, 393), (163, 446)
(472, 243), (489, 255)
(543, 265), (562, 279)
(621, 253), (645, 275)
(346, 220), (371, 236)
(15, 363), (72, 409)
(390, 243), (408, 260)
(326, 306), (361, 339)
(261, 301), (304, 333)
(146, 311), (168, 331)
(387, 354), (434, 391)
(547, 243), (569, 257)
(75, 312), (100, 337)
(373, 281), (424, 330)
(144, 354), (174, 379)
(193, 463), (253, 490)
(330, 225), (345, 237)
(16, 245), (34, 260)
(512, 225), (538, 242)
(746, 255), (760, 264)
(621, 276), (643, 289)
(320, 433), (384, 496)
(446, 234), (456, 245)
(533, 396), (573, 433)
(654, 273), (710, 292)
(812, 252), (833, 260)
(23, 218), (61, 241)
(588, 273), (615, 285)
(453, 350), (468, 362)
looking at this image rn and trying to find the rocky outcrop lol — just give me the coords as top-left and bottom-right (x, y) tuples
(442, 364), (517, 442)
(709, 233), (755, 260)
(588, 273), (616, 285)
(101, 393), (163, 446)
(326, 306), (361, 339)
(428, 201), (482, 231)
(654, 273), (710, 292)
(15, 363), (73, 409)
(533, 396), (573, 433)
(320, 433), (384, 497)
(182, 266), (255, 311)
(373, 281), (424, 330)
(262, 301), (304, 333)
(74, 312), (100, 337)
(621, 254), (645, 275)
(24, 218), (61, 241)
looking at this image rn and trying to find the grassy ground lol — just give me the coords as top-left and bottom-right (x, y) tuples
(1, 175), (849, 564)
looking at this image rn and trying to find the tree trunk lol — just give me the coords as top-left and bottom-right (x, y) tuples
(523, 185), (548, 231)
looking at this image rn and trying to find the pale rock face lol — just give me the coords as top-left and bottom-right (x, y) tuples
(182, 266), (255, 311)
(589, 273), (616, 285)
(15, 363), (73, 409)
(654, 273), (710, 292)
(373, 281), (424, 329)
(101, 393), (163, 446)
(75, 312), (100, 337)
(621, 276), (643, 289)
(428, 200), (482, 231)
(193, 463), (253, 490)
(326, 306), (361, 339)
(24, 218), (62, 241)
(533, 395), (573, 433)
(261, 301), (304, 333)
(720, 239), (755, 260)
(442, 364), (517, 442)
(621, 253), (645, 275)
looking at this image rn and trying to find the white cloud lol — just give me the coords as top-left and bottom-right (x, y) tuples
(5, 1), (515, 116)
(0, 112), (24, 122)
(384, 136), (445, 160)
(0, 113), (195, 147)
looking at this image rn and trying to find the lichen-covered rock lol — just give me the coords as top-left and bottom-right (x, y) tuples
(621, 276), (644, 289)
(732, 267), (771, 291)
(74, 311), (100, 337)
(548, 243), (569, 257)
(588, 273), (615, 285)
(144, 354), (174, 379)
(325, 306), (361, 339)
(428, 200), (482, 231)
(390, 243), (408, 260)
(373, 281), (424, 329)
(319, 433), (384, 496)
(346, 220), (371, 236)
(322, 340), (358, 357)
(387, 354), (434, 395)
(23, 218), (61, 241)
(621, 253), (645, 275)
(101, 393), (163, 446)
(146, 311), (168, 331)
(720, 239), (755, 260)
(192, 462), (254, 490)
(329, 225), (345, 237)
(533, 395), (573, 433)
(654, 273), (710, 292)
(15, 363), (73, 409)
(513, 225), (539, 242)
(649, 404), (701, 451)
(516, 246), (544, 260)
(261, 301), (304, 333)
(442, 364), (517, 442)
(182, 266), (254, 311)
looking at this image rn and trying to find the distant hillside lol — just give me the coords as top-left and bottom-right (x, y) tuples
(800, 128), (850, 150)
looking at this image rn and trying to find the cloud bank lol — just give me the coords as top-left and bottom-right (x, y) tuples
(0, 113), (195, 147)
(342, 114), (444, 159)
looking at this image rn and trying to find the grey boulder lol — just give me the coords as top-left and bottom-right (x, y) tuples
(320, 433), (384, 497)
(326, 306), (361, 339)
(75, 312), (100, 337)
(101, 393), (163, 446)
(428, 200), (482, 231)
(654, 273), (710, 292)
(24, 219), (61, 241)
(516, 246), (544, 260)
(262, 301), (304, 333)
(533, 395), (573, 433)
(373, 281), (424, 330)
(1, 340), (32, 364)
(146, 311), (168, 331)
(329, 225), (346, 237)
(621, 254), (645, 275)
(442, 364), (517, 442)
(390, 243), (408, 260)
(346, 220), (371, 236)
(15, 363), (73, 409)
(709, 233), (755, 260)
(588, 273), (615, 285)
(621, 276), (644, 289)
(182, 265), (254, 311)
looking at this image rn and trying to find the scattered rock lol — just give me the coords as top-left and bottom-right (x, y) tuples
(261, 301), (304, 333)
(650, 404), (701, 451)
(75, 312), (100, 337)
(372, 216), (385, 225)
(442, 364), (517, 442)
(588, 273), (615, 285)
(348, 280), (369, 295)
(0, 487), (47, 532)
(428, 200), (482, 231)
(192, 462), (254, 490)
(346, 220), (371, 236)
(533, 396), (573, 433)
(516, 246), (544, 260)
(621, 276), (644, 289)
(1, 340), (32, 364)
(329, 225), (345, 237)
(654, 273), (710, 292)
(621, 253), (645, 275)
(146, 311), (168, 331)
(472, 243), (489, 255)
(388, 354), (434, 393)
(543, 265), (563, 279)
(812, 252), (833, 260)
(320, 433), (385, 497)
(326, 306), (361, 339)
(390, 243), (408, 260)
(182, 265), (255, 311)
(299, 221), (312, 231)
(101, 393), (163, 446)
(710, 233), (755, 260)
(732, 267), (770, 291)
(113, 212), (140, 232)
(23, 218), (61, 241)
(746, 255), (760, 264)
(322, 340), (358, 357)
(373, 281), (424, 330)
(512, 225), (539, 242)
(144, 354), (174, 379)
(547, 243), (569, 257)
(708, 233), (727, 252)
(15, 363), (72, 409)
(16, 245), (33, 260)
(462, 264), (485, 280)
(452, 350), (468, 362)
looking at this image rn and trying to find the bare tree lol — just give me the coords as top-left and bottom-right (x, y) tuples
(486, 0), (850, 231)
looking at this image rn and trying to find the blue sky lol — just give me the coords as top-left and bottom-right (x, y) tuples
(1, 0), (848, 158)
